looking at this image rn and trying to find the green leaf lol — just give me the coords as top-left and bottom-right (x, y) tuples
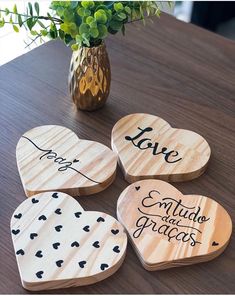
(0, 18), (5, 28)
(18, 14), (23, 27)
(90, 27), (99, 38)
(13, 4), (17, 14)
(94, 9), (107, 24)
(28, 2), (33, 16)
(5, 8), (10, 16)
(117, 12), (126, 20)
(30, 30), (38, 36)
(97, 24), (107, 39)
(26, 18), (34, 30)
(124, 6), (131, 15)
(37, 20), (46, 28)
(79, 23), (89, 35)
(71, 43), (79, 51)
(81, 1), (95, 9)
(114, 2), (123, 12)
(40, 29), (48, 37)
(109, 20), (122, 31)
(13, 24), (19, 32)
(34, 2), (40, 15)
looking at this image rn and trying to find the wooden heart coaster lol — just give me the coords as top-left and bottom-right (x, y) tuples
(117, 180), (232, 271)
(16, 125), (117, 197)
(111, 113), (211, 182)
(11, 191), (127, 291)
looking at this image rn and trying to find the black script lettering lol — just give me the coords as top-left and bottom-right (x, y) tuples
(133, 216), (153, 238)
(22, 136), (100, 184)
(125, 127), (182, 163)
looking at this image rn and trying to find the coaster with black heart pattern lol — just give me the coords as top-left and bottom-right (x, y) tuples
(11, 192), (127, 291)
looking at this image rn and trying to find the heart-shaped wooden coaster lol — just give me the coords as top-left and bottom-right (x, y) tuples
(16, 125), (117, 197)
(117, 180), (232, 271)
(111, 113), (211, 182)
(11, 191), (127, 291)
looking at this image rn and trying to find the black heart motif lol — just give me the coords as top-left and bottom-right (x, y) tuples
(55, 208), (62, 215)
(52, 242), (60, 249)
(83, 225), (90, 232)
(100, 263), (109, 271)
(12, 229), (20, 235)
(16, 249), (25, 256)
(73, 159), (79, 163)
(32, 198), (39, 204)
(55, 225), (63, 232)
(71, 241), (80, 248)
(212, 241), (219, 246)
(30, 233), (38, 240)
(52, 193), (58, 198)
(38, 215), (47, 221)
(74, 212), (82, 218)
(14, 213), (22, 219)
(35, 250), (43, 258)
(113, 246), (120, 253)
(36, 271), (44, 279)
(78, 261), (86, 268)
(135, 186), (140, 191)
(97, 217), (105, 222)
(111, 229), (119, 235)
(92, 241), (100, 248)
(56, 260), (64, 268)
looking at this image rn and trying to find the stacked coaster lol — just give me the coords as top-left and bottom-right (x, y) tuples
(11, 191), (127, 290)
(112, 113), (211, 182)
(117, 179), (232, 271)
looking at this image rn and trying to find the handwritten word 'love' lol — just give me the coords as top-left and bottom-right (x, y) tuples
(125, 127), (182, 164)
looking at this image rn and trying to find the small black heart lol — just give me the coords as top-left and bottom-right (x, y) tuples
(30, 233), (38, 240)
(73, 159), (79, 163)
(78, 260), (86, 268)
(38, 215), (47, 221)
(83, 225), (90, 232)
(55, 208), (62, 215)
(100, 263), (109, 271)
(97, 217), (105, 222)
(52, 192), (58, 198)
(12, 229), (20, 235)
(14, 213), (22, 219)
(71, 241), (79, 248)
(212, 241), (219, 246)
(113, 246), (120, 253)
(56, 260), (64, 267)
(111, 229), (119, 235)
(35, 250), (43, 258)
(36, 271), (44, 279)
(16, 249), (24, 256)
(135, 186), (140, 191)
(55, 225), (63, 232)
(74, 212), (82, 218)
(32, 198), (39, 204)
(92, 241), (100, 248)
(52, 242), (60, 249)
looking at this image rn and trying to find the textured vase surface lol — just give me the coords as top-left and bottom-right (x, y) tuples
(69, 43), (111, 111)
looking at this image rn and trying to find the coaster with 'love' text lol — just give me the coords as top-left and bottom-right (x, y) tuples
(11, 191), (127, 291)
(117, 179), (232, 270)
(111, 113), (211, 182)
(16, 125), (117, 197)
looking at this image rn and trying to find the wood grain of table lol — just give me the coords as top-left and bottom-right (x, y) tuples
(0, 14), (235, 294)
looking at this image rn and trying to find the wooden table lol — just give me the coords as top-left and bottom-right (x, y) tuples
(0, 13), (235, 294)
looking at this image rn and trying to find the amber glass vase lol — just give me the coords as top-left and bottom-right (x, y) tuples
(68, 42), (111, 111)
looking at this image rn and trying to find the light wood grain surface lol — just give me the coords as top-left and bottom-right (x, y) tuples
(16, 125), (117, 197)
(11, 191), (127, 291)
(112, 113), (211, 182)
(117, 179), (232, 270)
(0, 13), (235, 293)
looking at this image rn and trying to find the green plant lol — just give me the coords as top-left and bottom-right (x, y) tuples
(0, 1), (164, 50)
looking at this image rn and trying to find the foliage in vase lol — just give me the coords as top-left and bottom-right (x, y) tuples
(0, 1), (165, 49)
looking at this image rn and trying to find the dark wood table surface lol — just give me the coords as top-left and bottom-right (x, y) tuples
(0, 13), (235, 294)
